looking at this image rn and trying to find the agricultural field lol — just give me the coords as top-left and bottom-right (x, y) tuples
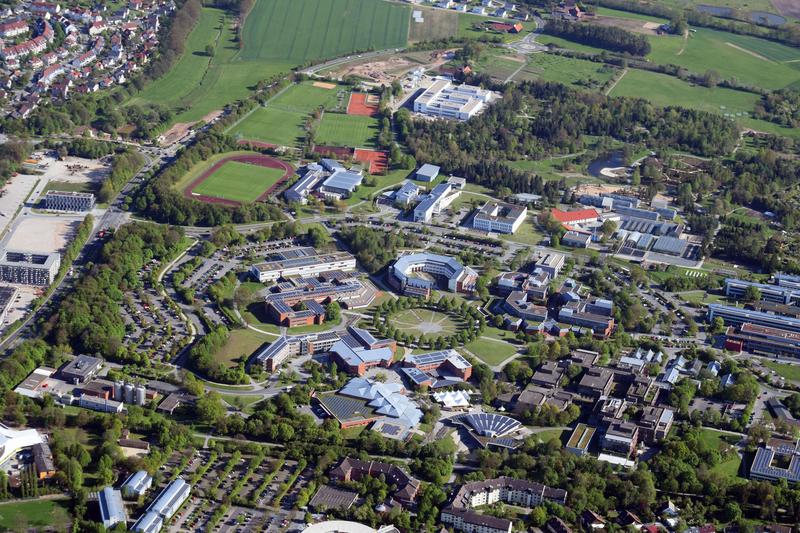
(269, 81), (348, 113)
(231, 107), (308, 147)
(240, 0), (409, 62)
(316, 113), (379, 148)
(192, 160), (287, 203)
(408, 5), (459, 42)
(516, 54), (618, 89)
(128, 8), (292, 124)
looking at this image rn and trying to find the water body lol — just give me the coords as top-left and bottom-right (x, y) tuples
(748, 10), (786, 26)
(588, 151), (626, 178)
(696, 4), (734, 17)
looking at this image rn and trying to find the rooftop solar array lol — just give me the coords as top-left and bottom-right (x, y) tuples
(750, 445), (800, 482)
(457, 413), (522, 438)
(406, 349), (471, 370)
(318, 393), (373, 423)
(401, 367), (432, 386)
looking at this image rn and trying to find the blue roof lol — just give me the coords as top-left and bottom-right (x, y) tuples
(322, 170), (363, 192)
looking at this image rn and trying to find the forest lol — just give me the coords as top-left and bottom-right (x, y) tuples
(544, 19), (651, 56)
(396, 79), (738, 196)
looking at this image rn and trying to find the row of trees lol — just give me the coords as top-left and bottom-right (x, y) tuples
(44, 222), (185, 362)
(544, 19), (651, 56)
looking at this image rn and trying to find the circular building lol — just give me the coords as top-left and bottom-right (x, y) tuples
(388, 252), (477, 298)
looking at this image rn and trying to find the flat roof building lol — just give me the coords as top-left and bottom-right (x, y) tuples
(98, 487), (126, 529)
(413, 79), (498, 121)
(249, 247), (356, 283)
(413, 182), (459, 223)
(708, 304), (800, 333)
(249, 331), (341, 373)
(58, 355), (102, 384)
(285, 165), (326, 205)
(535, 252), (565, 278)
(0, 249), (60, 286)
(319, 170), (363, 199)
(473, 201), (527, 234)
(121, 470), (152, 499)
(0, 286), (17, 324)
(389, 252), (477, 298)
(750, 438), (800, 483)
(44, 190), (95, 212)
(415, 164), (440, 182)
(562, 230), (591, 248)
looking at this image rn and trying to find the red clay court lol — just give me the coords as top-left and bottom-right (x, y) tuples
(347, 93), (381, 117)
(184, 153), (294, 207)
(354, 148), (388, 174)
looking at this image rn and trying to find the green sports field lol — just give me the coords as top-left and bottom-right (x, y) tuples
(231, 107), (308, 147)
(240, 0), (410, 62)
(316, 113), (379, 148)
(269, 81), (347, 113)
(193, 160), (286, 203)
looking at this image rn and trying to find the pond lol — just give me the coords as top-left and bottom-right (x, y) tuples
(588, 151), (627, 178)
(696, 4), (734, 17)
(748, 10), (786, 26)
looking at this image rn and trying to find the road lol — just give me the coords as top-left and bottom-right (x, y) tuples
(506, 15), (546, 54)
(301, 48), (404, 76)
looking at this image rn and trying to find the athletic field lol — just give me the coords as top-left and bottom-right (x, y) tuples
(186, 154), (293, 205)
(240, 0), (410, 62)
(269, 81), (347, 113)
(231, 107), (308, 148)
(316, 113), (379, 148)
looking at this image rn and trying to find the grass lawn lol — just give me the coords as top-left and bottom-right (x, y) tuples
(269, 81), (347, 113)
(316, 113), (379, 148)
(40, 180), (96, 195)
(516, 53), (617, 90)
(500, 216), (546, 246)
(646, 27), (800, 91)
(230, 106), (308, 147)
(532, 429), (566, 445)
(763, 360), (800, 381)
(458, 13), (536, 43)
(342, 168), (414, 206)
(678, 290), (730, 305)
(214, 328), (274, 367)
(192, 160), (286, 203)
(464, 337), (518, 366)
(220, 393), (263, 411)
(288, 315), (342, 334)
(536, 34), (608, 54)
(128, 8), (293, 124)
(698, 428), (742, 477)
(390, 308), (465, 336)
(0, 500), (71, 531)
(241, 0), (409, 62)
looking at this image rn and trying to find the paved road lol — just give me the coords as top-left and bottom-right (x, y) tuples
(506, 15), (547, 54)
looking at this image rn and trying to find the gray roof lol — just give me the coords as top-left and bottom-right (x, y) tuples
(322, 170), (363, 192)
(417, 163), (440, 177)
(99, 487), (126, 527)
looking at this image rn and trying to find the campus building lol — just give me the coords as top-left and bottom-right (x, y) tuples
(264, 273), (374, 327)
(558, 301), (615, 338)
(98, 487), (126, 529)
(724, 278), (800, 304)
(535, 252), (565, 278)
(330, 458), (420, 506)
(248, 331), (341, 373)
(44, 190), (95, 211)
(724, 323), (800, 358)
(413, 79), (497, 121)
(319, 170), (364, 200)
(708, 304), (800, 333)
(472, 201), (527, 234)
(394, 181), (420, 207)
(401, 349), (473, 389)
(316, 378), (422, 429)
(249, 247), (356, 283)
(58, 355), (103, 384)
(0, 286), (18, 325)
(0, 249), (60, 286)
(131, 477), (191, 533)
(749, 438), (800, 483)
(284, 164), (326, 204)
(328, 326), (397, 376)
(388, 252), (477, 298)
(121, 470), (153, 499)
(413, 182), (460, 223)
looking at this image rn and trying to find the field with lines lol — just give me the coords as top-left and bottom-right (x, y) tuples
(192, 160), (287, 203)
(269, 81), (347, 113)
(240, 0), (410, 62)
(316, 113), (379, 148)
(231, 107), (308, 148)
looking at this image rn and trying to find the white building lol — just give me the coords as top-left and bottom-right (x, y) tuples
(413, 79), (498, 121)
(472, 201), (527, 234)
(0, 424), (44, 465)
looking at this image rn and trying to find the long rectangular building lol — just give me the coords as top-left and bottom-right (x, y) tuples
(0, 249), (60, 286)
(248, 331), (341, 373)
(724, 323), (800, 358)
(708, 304), (800, 333)
(724, 278), (800, 304)
(44, 190), (95, 211)
(249, 247), (356, 282)
(472, 201), (527, 234)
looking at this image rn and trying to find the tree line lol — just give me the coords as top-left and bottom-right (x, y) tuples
(544, 19), (651, 56)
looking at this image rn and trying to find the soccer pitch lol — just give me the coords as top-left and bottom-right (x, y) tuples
(269, 81), (346, 113)
(240, 0), (410, 62)
(193, 161), (286, 203)
(231, 107), (308, 148)
(316, 113), (379, 148)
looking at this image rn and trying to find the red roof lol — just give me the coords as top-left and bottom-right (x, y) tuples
(550, 208), (599, 224)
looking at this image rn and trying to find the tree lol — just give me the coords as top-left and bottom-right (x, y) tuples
(205, 44), (215, 57)
(710, 316), (726, 335)
(325, 301), (341, 322)
(743, 285), (761, 302)
(195, 391), (225, 425)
